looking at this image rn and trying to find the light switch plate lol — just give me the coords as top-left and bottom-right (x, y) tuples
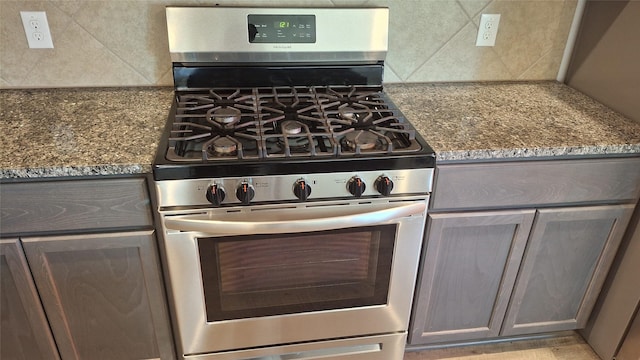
(20, 11), (54, 49)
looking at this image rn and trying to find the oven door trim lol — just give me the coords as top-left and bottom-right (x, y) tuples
(159, 197), (428, 356)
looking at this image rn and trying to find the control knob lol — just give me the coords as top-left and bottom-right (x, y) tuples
(375, 176), (394, 196)
(293, 180), (312, 201)
(347, 176), (366, 197)
(206, 184), (226, 206)
(236, 182), (255, 205)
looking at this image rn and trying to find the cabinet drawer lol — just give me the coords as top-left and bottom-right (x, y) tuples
(432, 157), (640, 210)
(0, 177), (153, 235)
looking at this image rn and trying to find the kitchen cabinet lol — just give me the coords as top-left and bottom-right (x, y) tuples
(409, 157), (640, 346)
(501, 205), (634, 335)
(1, 238), (60, 360)
(581, 202), (640, 360)
(410, 210), (534, 344)
(0, 177), (175, 360)
(22, 230), (172, 360)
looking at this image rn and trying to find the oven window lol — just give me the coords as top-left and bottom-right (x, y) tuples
(198, 225), (396, 321)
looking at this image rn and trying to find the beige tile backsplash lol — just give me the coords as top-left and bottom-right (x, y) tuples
(0, 0), (576, 88)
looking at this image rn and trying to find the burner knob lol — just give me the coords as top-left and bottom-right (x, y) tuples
(347, 177), (366, 197)
(375, 176), (394, 196)
(236, 182), (255, 205)
(293, 180), (312, 201)
(206, 184), (226, 206)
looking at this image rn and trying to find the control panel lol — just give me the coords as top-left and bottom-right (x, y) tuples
(248, 14), (316, 43)
(156, 169), (434, 208)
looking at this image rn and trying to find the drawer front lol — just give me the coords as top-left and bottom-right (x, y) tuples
(184, 333), (406, 360)
(432, 157), (640, 210)
(1, 177), (153, 235)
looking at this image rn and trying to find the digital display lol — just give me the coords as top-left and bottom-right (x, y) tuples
(248, 14), (316, 43)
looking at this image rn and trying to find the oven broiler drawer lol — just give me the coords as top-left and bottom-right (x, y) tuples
(183, 333), (407, 360)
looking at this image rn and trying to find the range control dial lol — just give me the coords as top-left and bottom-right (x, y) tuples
(206, 184), (226, 206)
(236, 182), (255, 205)
(375, 176), (394, 196)
(293, 180), (312, 201)
(347, 176), (366, 197)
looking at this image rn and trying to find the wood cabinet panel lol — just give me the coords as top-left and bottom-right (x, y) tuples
(0, 238), (60, 360)
(0, 178), (153, 235)
(501, 204), (635, 336)
(22, 231), (174, 360)
(581, 204), (640, 360)
(409, 210), (535, 345)
(432, 157), (640, 210)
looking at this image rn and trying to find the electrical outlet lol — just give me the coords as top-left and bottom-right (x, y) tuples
(20, 11), (54, 49)
(475, 14), (500, 47)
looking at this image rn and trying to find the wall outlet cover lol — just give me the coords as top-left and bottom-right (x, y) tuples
(476, 14), (501, 47)
(20, 11), (54, 49)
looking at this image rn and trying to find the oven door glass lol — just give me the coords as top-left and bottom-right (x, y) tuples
(198, 225), (396, 321)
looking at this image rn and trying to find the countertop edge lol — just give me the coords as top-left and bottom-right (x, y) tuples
(0, 164), (152, 180)
(436, 144), (640, 162)
(3, 144), (640, 180)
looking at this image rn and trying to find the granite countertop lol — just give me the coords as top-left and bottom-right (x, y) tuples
(1, 81), (639, 179)
(385, 82), (640, 162)
(0, 87), (173, 179)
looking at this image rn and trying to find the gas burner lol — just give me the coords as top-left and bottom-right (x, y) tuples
(281, 120), (304, 135)
(342, 130), (380, 151)
(210, 136), (238, 155)
(211, 107), (242, 124)
(336, 103), (373, 124)
(338, 106), (357, 121)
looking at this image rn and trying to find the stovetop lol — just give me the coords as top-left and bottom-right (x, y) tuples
(153, 85), (435, 181)
(169, 85), (422, 160)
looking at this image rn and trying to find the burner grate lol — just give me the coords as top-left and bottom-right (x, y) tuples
(166, 86), (421, 162)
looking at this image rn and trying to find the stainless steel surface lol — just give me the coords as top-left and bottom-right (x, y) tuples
(158, 6), (430, 360)
(166, 7), (389, 64)
(156, 169), (433, 208)
(183, 333), (406, 360)
(159, 196), (428, 355)
(164, 199), (425, 234)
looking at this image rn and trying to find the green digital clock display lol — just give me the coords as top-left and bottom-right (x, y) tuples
(248, 14), (316, 43)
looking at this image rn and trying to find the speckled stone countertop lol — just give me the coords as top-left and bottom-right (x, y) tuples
(1, 82), (639, 179)
(385, 82), (640, 162)
(0, 87), (173, 179)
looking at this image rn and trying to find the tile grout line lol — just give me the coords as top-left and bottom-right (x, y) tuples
(516, 47), (554, 80)
(402, 2), (472, 82)
(67, 5), (154, 85)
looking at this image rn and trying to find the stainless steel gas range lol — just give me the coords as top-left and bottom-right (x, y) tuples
(152, 6), (435, 360)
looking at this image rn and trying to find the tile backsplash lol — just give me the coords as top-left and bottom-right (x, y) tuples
(0, 0), (576, 88)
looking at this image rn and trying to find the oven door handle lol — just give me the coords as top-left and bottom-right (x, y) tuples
(164, 202), (426, 235)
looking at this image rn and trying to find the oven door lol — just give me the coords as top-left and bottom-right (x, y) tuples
(160, 197), (427, 356)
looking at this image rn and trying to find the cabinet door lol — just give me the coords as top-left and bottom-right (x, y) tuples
(501, 204), (635, 336)
(22, 231), (175, 360)
(0, 238), (60, 360)
(409, 210), (535, 345)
